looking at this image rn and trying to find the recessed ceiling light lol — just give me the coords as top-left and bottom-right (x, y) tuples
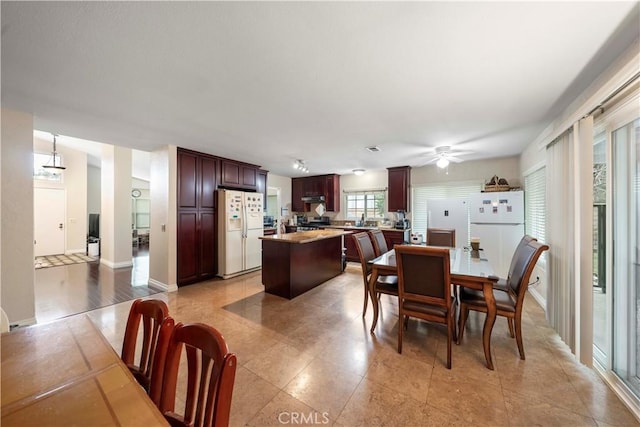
(353, 169), (365, 176)
(365, 146), (381, 152)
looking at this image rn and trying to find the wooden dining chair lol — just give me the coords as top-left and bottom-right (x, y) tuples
(369, 229), (389, 257)
(395, 245), (455, 368)
(155, 322), (237, 427)
(353, 232), (398, 317)
(121, 298), (171, 392)
(426, 228), (456, 247)
(458, 240), (549, 360)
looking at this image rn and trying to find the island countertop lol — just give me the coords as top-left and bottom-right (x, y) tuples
(259, 229), (351, 244)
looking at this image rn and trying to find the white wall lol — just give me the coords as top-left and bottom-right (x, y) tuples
(412, 156), (521, 188)
(33, 137), (88, 253)
(1, 108), (36, 325)
(266, 173), (291, 224)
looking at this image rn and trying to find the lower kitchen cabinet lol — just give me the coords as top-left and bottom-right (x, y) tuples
(342, 231), (359, 262)
(177, 211), (217, 285)
(381, 229), (410, 249)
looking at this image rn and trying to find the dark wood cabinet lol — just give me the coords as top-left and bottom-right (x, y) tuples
(291, 178), (304, 212)
(325, 174), (340, 212)
(257, 169), (268, 209)
(381, 229), (410, 249)
(220, 159), (259, 191)
(387, 166), (411, 212)
(177, 148), (219, 286)
(291, 174), (341, 212)
(343, 231), (358, 262)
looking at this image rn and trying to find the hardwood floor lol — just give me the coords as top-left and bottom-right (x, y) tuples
(35, 246), (162, 324)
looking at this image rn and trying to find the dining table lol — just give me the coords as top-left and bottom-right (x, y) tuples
(368, 246), (499, 370)
(1, 314), (168, 426)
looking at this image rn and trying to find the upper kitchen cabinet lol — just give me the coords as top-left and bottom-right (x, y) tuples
(387, 166), (411, 212)
(257, 169), (268, 209)
(178, 149), (218, 210)
(291, 178), (304, 212)
(325, 174), (340, 212)
(291, 174), (341, 212)
(220, 159), (260, 191)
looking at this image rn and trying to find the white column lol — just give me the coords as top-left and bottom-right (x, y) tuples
(0, 108), (36, 326)
(148, 145), (178, 291)
(100, 145), (133, 268)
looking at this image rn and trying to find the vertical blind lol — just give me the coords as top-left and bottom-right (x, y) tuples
(412, 181), (483, 235)
(524, 167), (546, 253)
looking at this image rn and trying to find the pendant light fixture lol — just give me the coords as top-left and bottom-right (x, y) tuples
(42, 134), (66, 170)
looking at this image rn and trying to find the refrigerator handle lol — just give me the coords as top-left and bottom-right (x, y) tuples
(242, 196), (248, 238)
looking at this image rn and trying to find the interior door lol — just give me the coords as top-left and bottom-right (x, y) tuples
(34, 187), (65, 256)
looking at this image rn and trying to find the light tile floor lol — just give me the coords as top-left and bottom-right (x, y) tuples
(87, 264), (639, 426)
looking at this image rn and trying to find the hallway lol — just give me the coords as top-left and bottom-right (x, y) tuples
(34, 246), (161, 324)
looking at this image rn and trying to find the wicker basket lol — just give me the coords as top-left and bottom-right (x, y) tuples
(484, 175), (510, 192)
(484, 184), (511, 192)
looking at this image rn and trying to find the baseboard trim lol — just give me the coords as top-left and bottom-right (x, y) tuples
(10, 316), (37, 329)
(100, 259), (133, 269)
(528, 287), (546, 311)
(149, 278), (178, 293)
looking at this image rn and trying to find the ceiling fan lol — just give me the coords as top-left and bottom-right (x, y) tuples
(420, 145), (470, 168)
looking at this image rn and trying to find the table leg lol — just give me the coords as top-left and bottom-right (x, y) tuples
(481, 282), (496, 370)
(369, 268), (380, 334)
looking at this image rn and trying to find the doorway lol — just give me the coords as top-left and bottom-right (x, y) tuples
(34, 187), (65, 256)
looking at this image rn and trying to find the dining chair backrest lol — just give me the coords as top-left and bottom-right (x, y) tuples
(507, 240), (549, 304)
(121, 298), (170, 391)
(353, 232), (376, 276)
(426, 228), (456, 247)
(369, 230), (389, 257)
(506, 235), (537, 282)
(395, 245), (451, 305)
(158, 322), (237, 427)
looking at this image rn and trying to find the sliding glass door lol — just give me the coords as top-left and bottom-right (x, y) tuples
(612, 117), (639, 397)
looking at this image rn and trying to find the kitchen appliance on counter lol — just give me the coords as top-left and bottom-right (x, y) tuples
(395, 210), (410, 229)
(218, 189), (264, 279)
(263, 215), (275, 227)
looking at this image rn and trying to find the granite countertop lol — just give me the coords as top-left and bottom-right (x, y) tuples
(323, 225), (411, 232)
(259, 229), (352, 244)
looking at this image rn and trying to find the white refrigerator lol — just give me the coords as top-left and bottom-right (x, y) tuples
(218, 189), (264, 279)
(426, 198), (469, 248)
(468, 190), (525, 278)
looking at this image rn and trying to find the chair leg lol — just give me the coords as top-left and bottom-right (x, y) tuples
(362, 281), (368, 318)
(397, 311), (404, 354)
(514, 315), (525, 360)
(403, 315), (409, 330)
(450, 309), (458, 342)
(446, 321), (452, 369)
(507, 318), (515, 338)
(457, 306), (469, 344)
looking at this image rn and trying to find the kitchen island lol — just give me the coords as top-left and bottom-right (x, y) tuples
(259, 229), (351, 299)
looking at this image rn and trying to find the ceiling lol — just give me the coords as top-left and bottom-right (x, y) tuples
(2, 2), (638, 177)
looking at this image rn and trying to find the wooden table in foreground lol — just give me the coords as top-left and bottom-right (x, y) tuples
(1, 315), (168, 426)
(369, 247), (499, 370)
(260, 229), (352, 299)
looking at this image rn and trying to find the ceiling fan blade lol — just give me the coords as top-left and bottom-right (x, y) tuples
(447, 155), (464, 163)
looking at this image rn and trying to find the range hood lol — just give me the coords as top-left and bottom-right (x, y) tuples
(301, 195), (325, 203)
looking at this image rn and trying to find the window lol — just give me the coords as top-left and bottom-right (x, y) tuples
(33, 152), (63, 182)
(412, 181), (482, 236)
(524, 166), (546, 245)
(345, 190), (385, 220)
